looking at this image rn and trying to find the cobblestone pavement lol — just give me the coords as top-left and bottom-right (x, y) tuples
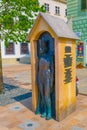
(0, 64), (87, 129)
(0, 64), (32, 106)
(2, 64), (32, 90)
(77, 68), (87, 95)
(1, 64), (87, 106)
(0, 83), (32, 106)
(0, 95), (87, 130)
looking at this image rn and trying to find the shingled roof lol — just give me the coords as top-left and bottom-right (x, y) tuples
(28, 12), (79, 40)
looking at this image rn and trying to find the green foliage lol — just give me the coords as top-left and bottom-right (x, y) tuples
(0, 0), (45, 46)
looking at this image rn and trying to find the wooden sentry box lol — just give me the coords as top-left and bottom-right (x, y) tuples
(27, 13), (79, 121)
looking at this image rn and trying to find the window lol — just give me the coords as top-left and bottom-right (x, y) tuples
(20, 43), (29, 54)
(81, 0), (87, 10)
(5, 42), (15, 55)
(55, 6), (60, 15)
(44, 3), (49, 12)
(65, 9), (67, 16)
(77, 42), (84, 57)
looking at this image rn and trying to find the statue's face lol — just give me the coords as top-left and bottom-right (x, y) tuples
(39, 47), (44, 54)
(39, 46), (47, 55)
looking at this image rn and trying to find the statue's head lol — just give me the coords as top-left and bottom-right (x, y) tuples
(39, 40), (49, 55)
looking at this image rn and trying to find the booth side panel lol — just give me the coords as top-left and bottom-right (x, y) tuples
(30, 40), (38, 111)
(55, 38), (76, 121)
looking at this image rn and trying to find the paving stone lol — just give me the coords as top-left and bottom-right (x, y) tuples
(15, 71), (31, 84)
(72, 126), (85, 130)
(9, 105), (25, 112)
(19, 120), (40, 130)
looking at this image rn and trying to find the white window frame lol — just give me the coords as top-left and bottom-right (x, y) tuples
(44, 3), (49, 12)
(55, 6), (60, 15)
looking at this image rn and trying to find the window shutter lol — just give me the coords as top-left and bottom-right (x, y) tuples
(81, 0), (86, 10)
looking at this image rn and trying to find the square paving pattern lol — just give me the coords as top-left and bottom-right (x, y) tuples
(0, 95), (87, 130)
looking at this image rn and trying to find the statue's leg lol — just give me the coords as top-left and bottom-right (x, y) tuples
(45, 79), (52, 120)
(39, 80), (46, 118)
(35, 90), (41, 114)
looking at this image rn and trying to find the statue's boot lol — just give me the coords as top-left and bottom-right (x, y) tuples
(35, 107), (40, 115)
(35, 93), (41, 115)
(41, 112), (46, 118)
(46, 107), (52, 120)
(41, 104), (46, 118)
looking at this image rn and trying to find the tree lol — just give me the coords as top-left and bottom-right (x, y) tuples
(0, 0), (45, 46)
(0, 0), (45, 93)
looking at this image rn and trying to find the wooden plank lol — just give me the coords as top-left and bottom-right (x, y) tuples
(30, 40), (38, 111)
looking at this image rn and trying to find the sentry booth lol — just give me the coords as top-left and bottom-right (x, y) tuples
(27, 13), (78, 121)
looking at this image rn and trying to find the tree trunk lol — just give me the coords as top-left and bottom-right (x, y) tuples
(0, 43), (3, 93)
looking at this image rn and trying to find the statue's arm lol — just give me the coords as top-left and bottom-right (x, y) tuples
(50, 59), (54, 92)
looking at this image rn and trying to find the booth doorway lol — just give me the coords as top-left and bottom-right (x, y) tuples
(36, 32), (55, 118)
(37, 32), (54, 58)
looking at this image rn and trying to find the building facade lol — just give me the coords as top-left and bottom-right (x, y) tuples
(39, 0), (67, 22)
(67, 0), (87, 66)
(1, 42), (30, 64)
(1, 0), (67, 64)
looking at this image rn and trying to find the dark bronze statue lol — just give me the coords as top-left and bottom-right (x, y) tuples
(35, 40), (54, 120)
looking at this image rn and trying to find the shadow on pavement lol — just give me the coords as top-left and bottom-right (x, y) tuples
(0, 83), (32, 106)
(13, 92), (32, 102)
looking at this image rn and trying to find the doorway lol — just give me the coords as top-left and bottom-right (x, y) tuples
(36, 31), (55, 118)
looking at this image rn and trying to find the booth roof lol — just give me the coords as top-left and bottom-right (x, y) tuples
(27, 12), (79, 40)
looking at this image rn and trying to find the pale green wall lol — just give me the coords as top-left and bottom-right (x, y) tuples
(67, 0), (79, 18)
(67, 0), (87, 66)
(67, 0), (87, 42)
(67, 0), (87, 18)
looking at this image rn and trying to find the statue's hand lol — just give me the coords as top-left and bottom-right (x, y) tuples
(50, 85), (54, 93)
(50, 77), (54, 93)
